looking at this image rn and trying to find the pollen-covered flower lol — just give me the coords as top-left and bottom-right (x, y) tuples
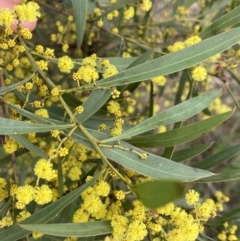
(16, 211), (31, 223)
(58, 56), (74, 73)
(124, 6), (135, 20)
(68, 166), (82, 181)
(192, 66), (207, 81)
(152, 76), (167, 86)
(95, 180), (110, 197)
(185, 189), (199, 205)
(35, 108), (49, 118)
(140, 0), (152, 11)
(103, 64), (118, 78)
(15, 185), (34, 205)
(34, 159), (56, 181)
(107, 100), (120, 114)
(0, 9), (14, 27)
(168, 41), (185, 52)
(14, 2), (41, 22)
(34, 185), (52, 205)
(184, 35), (201, 47)
(126, 220), (148, 241)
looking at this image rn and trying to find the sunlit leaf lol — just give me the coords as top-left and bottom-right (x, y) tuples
(130, 180), (186, 209)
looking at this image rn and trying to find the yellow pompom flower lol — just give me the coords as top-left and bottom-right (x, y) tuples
(14, 2), (41, 22)
(151, 76), (167, 86)
(126, 220), (148, 241)
(111, 215), (129, 240)
(112, 27), (118, 34)
(97, 19), (104, 27)
(184, 35), (201, 47)
(34, 185), (52, 205)
(140, 0), (152, 11)
(16, 211), (31, 223)
(0, 9), (14, 27)
(16, 185), (34, 205)
(191, 66), (207, 81)
(58, 56), (74, 73)
(35, 108), (49, 118)
(95, 180), (110, 197)
(107, 100), (120, 114)
(124, 6), (135, 20)
(168, 41), (185, 52)
(185, 189), (199, 205)
(68, 166), (82, 181)
(34, 159), (56, 181)
(4, 138), (18, 154)
(103, 64), (118, 78)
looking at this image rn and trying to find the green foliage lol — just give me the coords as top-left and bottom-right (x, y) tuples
(0, 0), (240, 241)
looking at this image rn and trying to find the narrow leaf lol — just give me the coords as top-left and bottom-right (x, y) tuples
(11, 134), (48, 159)
(0, 73), (34, 95)
(130, 180), (186, 209)
(193, 145), (240, 169)
(128, 110), (233, 147)
(70, 129), (215, 182)
(76, 89), (111, 123)
(199, 168), (240, 182)
(102, 89), (221, 143)
(72, 0), (88, 49)
(20, 221), (112, 237)
(210, 206), (240, 225)
(101, 0), (129, 17)
(0, 172), (102, 241)
(200, 6), (240, 38)
(0, 118), (74, 135)
(171, 143), (213, 162)
(94, 27), (240, 87)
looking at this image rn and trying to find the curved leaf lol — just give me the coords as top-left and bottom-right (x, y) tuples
(93, 27), (240, 87)
(193, 145), (240, 169)
(70, 129), (215, 182)
(128, 110), (233, 147)
(0, 73), (35, 95)
(200, 6), (240, 38)
(172, 143), (213, 162)
(101, 89), (221, 143)
(11, 134), (48, 159)
(0, 118), (74, 135)
(130, 180), (186, 209)
(199, 168), (240, 182)
(72, 0), (88, 49)
(20, 221), (112, 237)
